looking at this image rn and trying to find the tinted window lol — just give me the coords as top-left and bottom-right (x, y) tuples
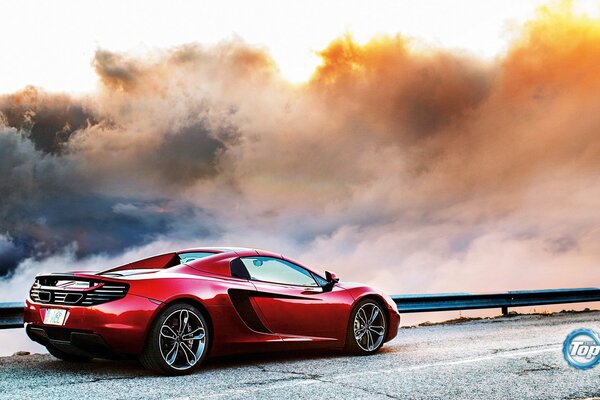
(241, 257), (318, 286)
(230, 258), (251, 279)
(313, 274), (329, 287)
(178, 252), (215, 264)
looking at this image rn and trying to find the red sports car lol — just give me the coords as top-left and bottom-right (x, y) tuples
(24, 247), (400, 374)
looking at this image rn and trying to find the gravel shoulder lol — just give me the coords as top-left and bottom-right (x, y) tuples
(1, 311), (599, 399)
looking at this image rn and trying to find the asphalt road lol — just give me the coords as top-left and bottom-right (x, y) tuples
(1, 311), (599, 400)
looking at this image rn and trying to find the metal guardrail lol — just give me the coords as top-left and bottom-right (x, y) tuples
(392, 288), (600, 315)
(1, 288), (600, 329)
(0, 302), (26, 329)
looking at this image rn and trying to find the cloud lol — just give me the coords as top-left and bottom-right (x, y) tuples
(1, 2), (600, 304)
(0, 86), (97, 154)
(311, 34), (494, 142)
(0, 126), (218, 276)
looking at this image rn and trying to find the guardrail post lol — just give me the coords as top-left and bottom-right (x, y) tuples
(501, 306), (508, 316)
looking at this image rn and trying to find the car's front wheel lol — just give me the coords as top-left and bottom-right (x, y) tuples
(140, 303), (210, 375)
(345, 299), (387, 355)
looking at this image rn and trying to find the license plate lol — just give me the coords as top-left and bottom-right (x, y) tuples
(44, 308), (67, 326)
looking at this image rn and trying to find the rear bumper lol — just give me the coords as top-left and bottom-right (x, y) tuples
(24, 294), (160, 356)
(26, 325), (114, 358)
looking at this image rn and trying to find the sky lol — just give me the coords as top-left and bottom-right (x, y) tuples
(4, 0), (599, 91)
(2, 0), (600, 354)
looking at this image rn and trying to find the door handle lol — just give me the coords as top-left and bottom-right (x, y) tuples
(301, 287), (323, 294)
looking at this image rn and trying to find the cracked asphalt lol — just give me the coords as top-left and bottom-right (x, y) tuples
(1, 311), (599, 399)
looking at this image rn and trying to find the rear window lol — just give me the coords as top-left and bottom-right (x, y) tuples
(178, 252), (216, 264)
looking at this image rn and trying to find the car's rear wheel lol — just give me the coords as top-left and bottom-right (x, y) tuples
(140, 303), (209, 375)
(46, 345), (93, 362)
(346, 299), (387, 355)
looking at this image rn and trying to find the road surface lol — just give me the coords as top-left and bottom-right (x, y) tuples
(1, 311), (599, 399)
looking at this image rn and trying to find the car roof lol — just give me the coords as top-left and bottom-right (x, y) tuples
(177, 247), (282, 257)
(177, 246), (249, 253)
(109, 246), (324, 279)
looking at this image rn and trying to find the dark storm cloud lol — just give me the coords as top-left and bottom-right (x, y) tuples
(0, 45), (251, 275)
(147, 121), (235, 184)
(0, 86), (98, 154)
(0, 236), (26, 274)
(0, 128), (218, 276)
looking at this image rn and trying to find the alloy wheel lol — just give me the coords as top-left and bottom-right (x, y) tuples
(158, 309), (207, 371)
(353, 302), (386, 352)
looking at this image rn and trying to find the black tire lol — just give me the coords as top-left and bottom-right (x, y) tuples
(140, 303), (210, 375)
(46, 345), (93, 362)
(345, 298), (388, 355)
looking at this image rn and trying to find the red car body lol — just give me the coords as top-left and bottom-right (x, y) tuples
(24, 247), (400, 361)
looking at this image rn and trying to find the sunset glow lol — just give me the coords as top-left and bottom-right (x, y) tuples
(5, 0), (598, 90)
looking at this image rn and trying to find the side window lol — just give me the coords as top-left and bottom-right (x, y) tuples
(240, 257), (318, 287)
(230, 258), (251, 280)
(313, 274), (329, 287)
(178, 252), (215, 264)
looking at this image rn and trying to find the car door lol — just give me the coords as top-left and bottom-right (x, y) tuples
(238, 256), (354, 341)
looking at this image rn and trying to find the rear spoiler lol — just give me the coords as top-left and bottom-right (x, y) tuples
(34, 272), (124, 284)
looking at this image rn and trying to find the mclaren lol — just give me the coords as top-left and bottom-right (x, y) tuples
(25, 247), (400, 374)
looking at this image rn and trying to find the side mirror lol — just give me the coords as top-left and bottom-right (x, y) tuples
(325, 271), (339, 284)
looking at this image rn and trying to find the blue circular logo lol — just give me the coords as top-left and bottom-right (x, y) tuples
(563, 328), (600, 370)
